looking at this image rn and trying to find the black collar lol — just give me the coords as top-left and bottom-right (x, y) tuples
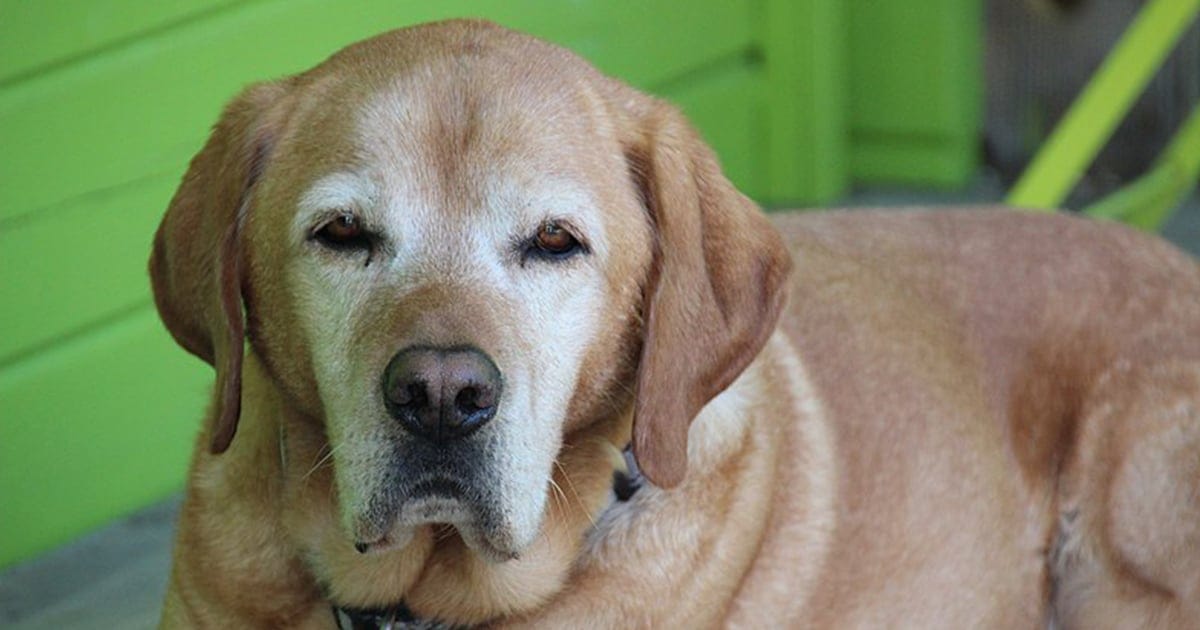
(331, 602), (461, 629)
(613, 443), (643, 501)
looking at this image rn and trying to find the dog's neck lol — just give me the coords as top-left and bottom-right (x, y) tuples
(550, 331), (836, 626)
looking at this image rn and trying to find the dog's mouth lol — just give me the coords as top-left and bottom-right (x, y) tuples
(337, 419), (556, 565)
(409, 476), (470, 500)
(352, 473), (527, 562)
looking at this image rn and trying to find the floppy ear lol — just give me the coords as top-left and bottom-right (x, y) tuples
(626, 102), (792, 488)
(149, 82), (289, 454)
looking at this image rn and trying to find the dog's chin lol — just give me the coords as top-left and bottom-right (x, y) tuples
(408, 496), (533, 562)
(356, 494), (535, 563)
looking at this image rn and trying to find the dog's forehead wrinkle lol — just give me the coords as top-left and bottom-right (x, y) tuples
(354, 70), (600, 200)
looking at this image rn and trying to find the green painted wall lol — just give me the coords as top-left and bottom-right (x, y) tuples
(846, 0), (983, 187)
(0, 0), (980, 568)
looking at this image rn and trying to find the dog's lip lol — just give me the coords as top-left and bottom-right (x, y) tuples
(352, 472), (529, 562)
(352, 530), (412, 555)
(350, 522), (418, 555)
(409, 476), (470, 499)
(353, 535), (390, 554)
(386, 484), (525, 562)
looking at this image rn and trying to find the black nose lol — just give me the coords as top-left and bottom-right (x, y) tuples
(382, 346), (502, 443)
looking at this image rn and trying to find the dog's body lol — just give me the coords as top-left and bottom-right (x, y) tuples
(153, 20), (1200, 628)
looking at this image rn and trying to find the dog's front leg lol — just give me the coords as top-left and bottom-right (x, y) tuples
(159, 457), (329, 628)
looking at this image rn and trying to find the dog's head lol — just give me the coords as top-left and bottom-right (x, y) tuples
(150, 20), (789, 563)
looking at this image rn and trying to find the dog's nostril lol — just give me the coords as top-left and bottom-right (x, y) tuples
(402, 383), (427, 408)
(455, 385), (496, 411)
(456, 386), (479, 410)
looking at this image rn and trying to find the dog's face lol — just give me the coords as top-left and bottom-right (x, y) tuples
(151, 20), (789, 567)
(247, 42), (654, 559)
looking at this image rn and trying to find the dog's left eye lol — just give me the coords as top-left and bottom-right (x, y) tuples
(526, 221), (585, 262)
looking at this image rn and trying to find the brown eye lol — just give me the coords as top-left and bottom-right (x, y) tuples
(531, 222), (582, 259)
(323, 214), (361, 241)
(314, 214), (370, 251)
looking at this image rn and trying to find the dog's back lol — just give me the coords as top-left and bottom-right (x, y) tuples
(774, 209), (1200, 627)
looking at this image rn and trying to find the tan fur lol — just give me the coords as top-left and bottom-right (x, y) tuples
(153, 20), (1200, 629)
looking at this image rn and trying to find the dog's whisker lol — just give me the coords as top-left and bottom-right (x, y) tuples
(433, 524), (457, 543)
(554, 460), (596, 529)
(301, 443), (343, 483)
(546, 474), (568, 525)
(306, 442), (333, 468)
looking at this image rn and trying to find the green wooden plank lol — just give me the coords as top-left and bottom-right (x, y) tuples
(847, 0), (979, 136)
(0, 307), (210, 568)
(845, 0), (981, 187)
(0, 0), (751, 223)
(759, 0), (847, 204)
(850, 134), (976, 187)
(0, 0), (237, 85)
(0, 175), (174, 363)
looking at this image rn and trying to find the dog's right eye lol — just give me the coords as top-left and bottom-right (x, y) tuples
(312, 214), (372, 253)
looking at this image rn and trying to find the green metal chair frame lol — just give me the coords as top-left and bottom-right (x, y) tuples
(1007, 0), (1200, 229)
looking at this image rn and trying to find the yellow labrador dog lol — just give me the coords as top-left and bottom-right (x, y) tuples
(151, 19), (1200, 629)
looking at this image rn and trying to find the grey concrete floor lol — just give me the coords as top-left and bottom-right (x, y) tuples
(3, 191), (1197, 628)
(0, 498), (179, 628)
(1162, 194), (1200, 256)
